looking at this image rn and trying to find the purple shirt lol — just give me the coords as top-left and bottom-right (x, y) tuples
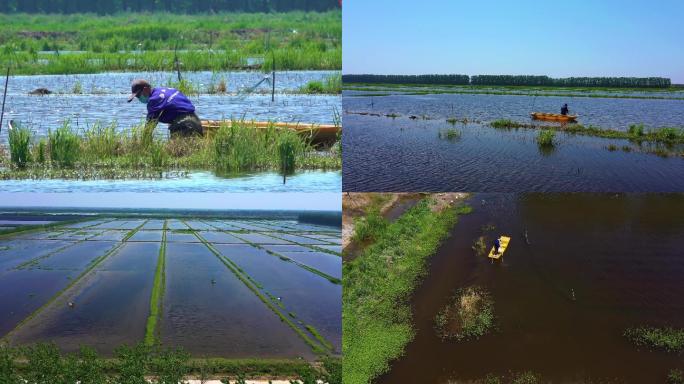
(146, 87), (195, 124)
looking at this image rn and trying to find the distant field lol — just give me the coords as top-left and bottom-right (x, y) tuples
(0, 11), (341, 74)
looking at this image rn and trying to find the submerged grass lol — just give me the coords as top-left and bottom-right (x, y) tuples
(624, 326), (684, 353)
(434, 286), (495, 341)
(343, 199), (472, 384)
(145, 221), (167, 346)
(0, 120), (341, 179)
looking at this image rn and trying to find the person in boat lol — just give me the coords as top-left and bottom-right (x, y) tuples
(560, 103), (569, 115)
(127, 79), (202, 136)
(493, 237), (501, 254)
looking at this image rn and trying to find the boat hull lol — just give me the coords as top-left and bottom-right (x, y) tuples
(530, 112), (577, 122)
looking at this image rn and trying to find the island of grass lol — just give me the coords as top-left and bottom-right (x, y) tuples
(0, 11), (341, 75)
(434, 286), (495, 341)
(1, 120), (341, 180)
(343, 196), (472, 384)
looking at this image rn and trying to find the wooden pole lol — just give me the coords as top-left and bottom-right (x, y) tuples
(0, 66), (9, 133)
(271, 52), (275, 102)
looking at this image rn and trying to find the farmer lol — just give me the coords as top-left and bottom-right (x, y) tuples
(127, 79), (202, 136)
(493, 237), (501, 255)
(560, 103), (569, 115)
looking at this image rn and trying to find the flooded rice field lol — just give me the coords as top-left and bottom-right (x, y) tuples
(0, 217), (341, 357)
(344, 91), (684, 129)
(0, 71), (340, 143)
(342, 112), (684, 192)
(378, 193), (684, 383)
(0, 170), (341, 193)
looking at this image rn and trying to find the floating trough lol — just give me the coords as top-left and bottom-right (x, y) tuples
(201, 120), (340, 146)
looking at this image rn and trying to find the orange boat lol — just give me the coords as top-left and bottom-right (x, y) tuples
(201, 120), (340, 145)
(530, 112), (578, 122)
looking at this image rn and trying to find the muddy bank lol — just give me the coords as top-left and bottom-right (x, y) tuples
(377, 193), (684, 383)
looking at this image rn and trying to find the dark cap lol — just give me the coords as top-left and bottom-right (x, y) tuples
(127, 79), (151, 102)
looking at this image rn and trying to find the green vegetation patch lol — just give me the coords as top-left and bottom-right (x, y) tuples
(1, 120), (340, 180)
(434, 286), (495, 341)
(536, 129), (556, 147)
(145, 221), (167, 345)
(0, 11), (341, 74)
(624, 326), (684, 353)
(343, 198), (472, 384)
(299, 73), (342, 94)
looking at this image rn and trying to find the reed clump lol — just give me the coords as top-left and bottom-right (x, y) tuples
(8, 123), (32, 167)
(536, 130), (556, 147)
(434, 286), (495, 341)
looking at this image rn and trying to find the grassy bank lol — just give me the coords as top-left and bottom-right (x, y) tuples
(0, 120), (341, 179)
(0, 11), (341, 74)
(625, 326), (684, 353)
(343, 198), (472, 384)
(0, 343), (341, 383)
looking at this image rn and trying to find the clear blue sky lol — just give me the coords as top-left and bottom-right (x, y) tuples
(343, 0), (684, 83)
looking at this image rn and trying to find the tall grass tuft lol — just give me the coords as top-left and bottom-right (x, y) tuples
(48, 122), (80, 166)
(628, 123), (644, 137)
(277, 130), (304, 174)
(536, 129), (556, 147)
(83, 122), (120, 159)
(8, 123), (32, 167)
(213, 121), (265, 173)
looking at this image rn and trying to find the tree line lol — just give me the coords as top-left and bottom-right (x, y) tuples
(0, 0), (340, 14)
(343, 74), (672, 88)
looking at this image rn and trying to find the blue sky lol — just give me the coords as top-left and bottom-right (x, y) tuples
(343, 0), (684, 83)
(0, 193), (341, 211)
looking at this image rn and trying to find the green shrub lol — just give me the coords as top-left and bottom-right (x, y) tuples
(668, 369), (684, 384)
(151, 347), (190, 384)
(115, 343), (151, 384)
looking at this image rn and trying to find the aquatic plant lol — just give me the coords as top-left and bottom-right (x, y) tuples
(48, 122), (80, 166)
(72, 80), (83, 94)
(434, 286), (495, 341)
(343, 199), (472, 384)
(628, 123), (645, 136)
(277, 130), (304, 174)
(439, 128), (462, 141)
(300, 73), (341, 94)
(510, 371), (542, 384)
(536, 129), (556, 147)
(491, 119), (528, 129)
(8, 123), (32, 167)
(624, 326), (684, 353)
(472, 236), (488, 257)
(668, 369), (684, 384)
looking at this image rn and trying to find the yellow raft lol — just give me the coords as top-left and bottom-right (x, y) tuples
(530, 112), (577, 122)
(201, 120), (340, 145)
(488, 236), (511, 260)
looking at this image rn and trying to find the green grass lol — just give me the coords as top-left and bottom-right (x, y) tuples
(490, 119), (529, 129)
(145, 221), (167, 346)
(0, 119), (341, 179)
(299, 73), (341, 94)
(536, 130), (556, 147)
(343, 199), (472, 384)
(0, 11), (341, 74)
(668, 369), (684, 384)
(2, 342), (336, 382)
(8, 123), (32, 167)
(624, 326), (684, 353)
(352, 207), (387, 243)
(434, 286), (495, 341)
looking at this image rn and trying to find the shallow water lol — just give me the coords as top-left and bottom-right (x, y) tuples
(1, 71), (341, 142)
(343, 113), (684, 192)
(0, 170), (342, 193)
(162, 241), (313, 358)
(214, 244), (342, 351)
(344, 91), (684, 130)
(9, 242), (159, 355)
(377, 194), (684, 383)
(1, 217), (341, 357)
